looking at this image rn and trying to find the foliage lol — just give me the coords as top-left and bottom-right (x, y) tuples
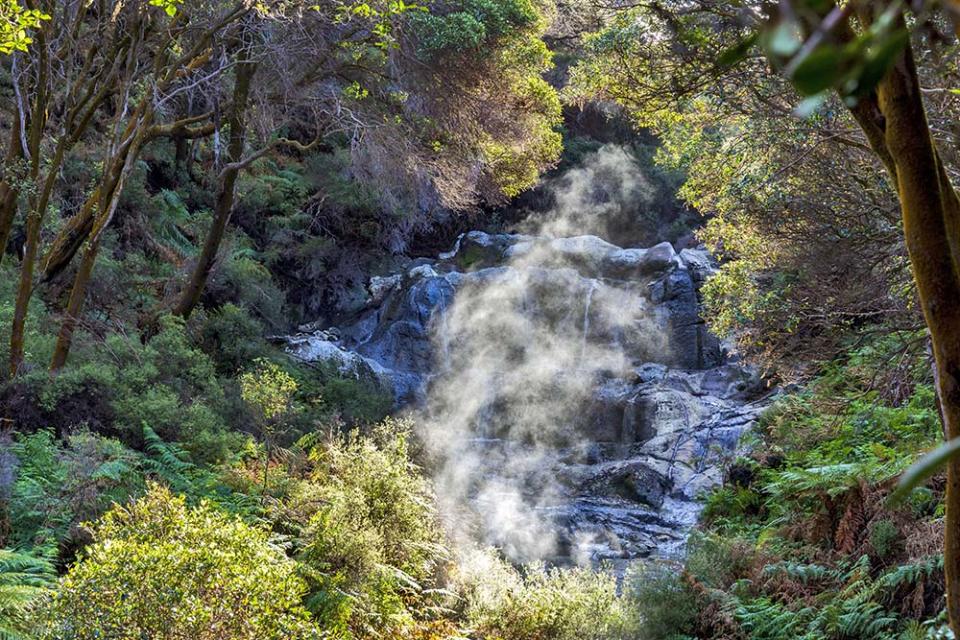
(41, 484), (320, 639)
(409, 0), (540, 57)
(565, 2), (918, 376)
(676, 340), (948, 639)
(197, 303), (269, 375)
(290, 418), (449, 637)
(623, 562), (698, 640)
(457, 548), (637, 640)
(0, 549), (54, 640)
(0, 0), (49, 54)
(240, 358), (298, 424)
(20, 315), (241, 465)
(3, 430), (143, 554)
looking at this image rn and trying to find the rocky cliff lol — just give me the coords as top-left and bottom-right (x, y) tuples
(286, 231), (770, 565)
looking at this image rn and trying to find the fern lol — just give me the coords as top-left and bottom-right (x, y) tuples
(762, 561), (837, 584)
(0, 549), (54, 640)
(141, 423), (194, 493)
(877, 555), (944, 591)
(139, 425), (260, 518)
(150, 189), (199, 257)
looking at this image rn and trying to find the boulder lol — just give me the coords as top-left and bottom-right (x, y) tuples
(679, 247), (716, 285)
(581, 460), (673, 509)
(604, 241), (678, 278)
(369, 274), (401, 303)
(441, 231), (529, 271)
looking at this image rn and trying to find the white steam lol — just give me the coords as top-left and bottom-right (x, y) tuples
(522, 144), (654, 240)
(416, 145), (672, 564)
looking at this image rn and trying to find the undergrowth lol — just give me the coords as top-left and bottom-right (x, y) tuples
(633, 333), (951, 640)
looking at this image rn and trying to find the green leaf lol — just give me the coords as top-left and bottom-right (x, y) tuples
(789, 45), (846, 96)
(768, 20), (802, 57)
(888, 437), (960, 505)
(717, 32), (759, 69)
(851, 28), (908, 97)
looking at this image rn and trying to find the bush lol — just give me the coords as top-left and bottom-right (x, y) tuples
(868, 520), (900, 561)
(17, 316), (242, 464)
(287, 418), (448, 637)
(42, 484), (319, 639)
(197, 303), (268, 375)
(457, 548), (637, 640)
(623, 562), (697, 640)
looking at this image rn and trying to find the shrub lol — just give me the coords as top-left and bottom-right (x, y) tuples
(457, 548), (637, 640)
(197, 303), (268, 375)
(41, 484), (319, 639)
(288, 418), (448, 637)
(18, 316), (241, 464)
(868, 520), (900, 561)
(623, 562), (698, 640)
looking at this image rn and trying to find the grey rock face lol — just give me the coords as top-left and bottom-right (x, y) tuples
(283, 231), (769, 564)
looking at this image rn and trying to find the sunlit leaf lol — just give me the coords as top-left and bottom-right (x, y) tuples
(888, 437), (960, 505)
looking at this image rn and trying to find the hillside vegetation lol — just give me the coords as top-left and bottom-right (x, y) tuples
(3, 0), (960, 638)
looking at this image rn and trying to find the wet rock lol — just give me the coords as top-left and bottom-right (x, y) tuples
(442, 231), (529, 270)
(285, 334), (388, 385)
(283, 231), (770, 564)
(583, 460), (672, 509)
(679, 247), (716, 285)
(604, 241), (678, 278)
(369, 274), (401, 303)
(635, 362), (668, 384)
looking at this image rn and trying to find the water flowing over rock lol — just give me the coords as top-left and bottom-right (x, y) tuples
(285, 230), (770, 566)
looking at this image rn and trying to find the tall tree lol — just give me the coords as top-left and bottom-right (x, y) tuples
(570, 0), (960, 630)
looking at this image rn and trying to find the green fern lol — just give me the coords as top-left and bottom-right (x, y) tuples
(141, 423), (194, 493)
(0, 549), (54, 640)
(877, 555), (943, 591)
(762, 561), (837, 584)
(150, 189), (199, 257)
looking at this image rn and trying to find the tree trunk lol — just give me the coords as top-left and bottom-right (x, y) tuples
(9, 31), (50, 377)
(173, 59), (256, 319)
(852, 38), (960, 632)
(40, 189), (99, 282)
(0, 111), (25, 264)
(49, 236), (102, 371)
(49, 142), (137, 372)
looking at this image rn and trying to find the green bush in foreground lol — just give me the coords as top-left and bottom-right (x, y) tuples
(457, 548), (637, 640)
(41, 484), (320, 640)
(290, 418), (449, 637)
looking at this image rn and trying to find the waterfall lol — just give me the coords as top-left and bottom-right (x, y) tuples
(285, 231), (769, 565)
(580, 280), (597, 365)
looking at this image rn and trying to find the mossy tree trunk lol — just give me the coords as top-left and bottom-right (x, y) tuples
(174, 57), (257, 319)
(841, 27), (960, 633)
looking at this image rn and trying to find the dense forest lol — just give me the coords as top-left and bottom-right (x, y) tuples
(1, 0), (960, 638)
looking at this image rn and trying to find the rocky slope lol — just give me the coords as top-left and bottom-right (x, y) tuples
(286, 231), (770, 565)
